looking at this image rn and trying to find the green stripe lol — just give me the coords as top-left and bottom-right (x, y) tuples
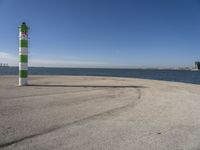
(19, 70), (28, 78)
(20, 40), (28, 48)
(20, 55), (28, 63)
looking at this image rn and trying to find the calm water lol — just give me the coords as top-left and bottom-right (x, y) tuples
(0, 67), (200, 85)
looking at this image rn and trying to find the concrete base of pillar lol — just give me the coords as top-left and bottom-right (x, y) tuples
(19, 78), (28, 86)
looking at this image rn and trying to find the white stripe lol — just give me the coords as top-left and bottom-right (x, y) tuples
(19, 48), (28, 55)
(20, 38), (28, 41)
(19, 63), (28, 70)
(19, 37), (28, 40)
(19, 78), (28, 86)
(19, 32), (28, 40)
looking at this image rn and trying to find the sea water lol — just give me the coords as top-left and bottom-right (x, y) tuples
(0, 67), (200, 85)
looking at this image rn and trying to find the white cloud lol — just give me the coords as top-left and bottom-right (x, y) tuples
(0, 51), (110, 67)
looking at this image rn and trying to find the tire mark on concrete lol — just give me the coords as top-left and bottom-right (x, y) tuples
(1, 85), (145, 101)
(0, 89), (100, 101)
(0, 87), (143, 149)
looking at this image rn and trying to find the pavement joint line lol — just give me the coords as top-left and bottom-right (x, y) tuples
(0, 88), (142, 148)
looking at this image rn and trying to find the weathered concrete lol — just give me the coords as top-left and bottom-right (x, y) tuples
(0, 75), (200, 150)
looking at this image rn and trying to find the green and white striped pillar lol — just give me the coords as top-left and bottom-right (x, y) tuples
(19, 22), (29, 86)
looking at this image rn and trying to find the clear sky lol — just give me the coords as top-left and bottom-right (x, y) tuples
(0, 0), (200, 68)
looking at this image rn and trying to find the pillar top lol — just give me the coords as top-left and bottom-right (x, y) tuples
(20, 22), (29, 32)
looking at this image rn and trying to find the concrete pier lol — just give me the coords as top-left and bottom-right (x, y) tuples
(0, 76), (200, 150)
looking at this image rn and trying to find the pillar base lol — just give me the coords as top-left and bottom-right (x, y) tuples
(19, 78), (28, 86)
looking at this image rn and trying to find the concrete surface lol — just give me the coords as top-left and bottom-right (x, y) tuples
(0, 75), (200, 150)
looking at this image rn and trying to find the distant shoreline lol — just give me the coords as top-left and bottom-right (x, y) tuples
(0, 66), (196, 71)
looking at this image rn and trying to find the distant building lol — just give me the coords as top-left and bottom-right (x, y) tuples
(0, 63), (8, 67)
(195, 62), (200, 70)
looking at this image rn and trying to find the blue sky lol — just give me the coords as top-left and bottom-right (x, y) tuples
(0, 0), (200, 68)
